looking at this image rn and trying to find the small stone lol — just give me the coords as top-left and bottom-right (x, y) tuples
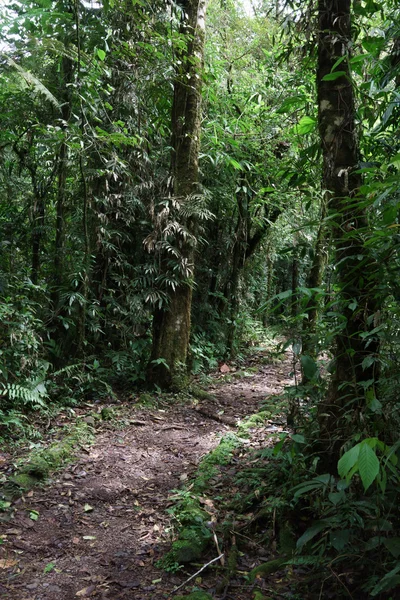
(26, 582), (39, 590)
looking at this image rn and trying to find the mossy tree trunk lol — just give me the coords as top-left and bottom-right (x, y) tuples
(147, 0), (208, 389)
(316, 0), (380, 469)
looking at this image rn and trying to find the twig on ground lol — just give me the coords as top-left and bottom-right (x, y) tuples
(171, 554), (225, 594)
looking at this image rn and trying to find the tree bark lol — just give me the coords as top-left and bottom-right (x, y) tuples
(316, 0), (379, 469)
(147, 0), (208, 389)
(301, 194), (327, 363)
(52, 55), (73, 310)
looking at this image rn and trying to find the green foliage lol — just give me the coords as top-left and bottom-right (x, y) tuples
(1, 421), (94, 500)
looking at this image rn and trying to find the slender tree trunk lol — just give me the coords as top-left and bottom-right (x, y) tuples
(147, 0), (208, 389)
(52, 56), (73, 310)
(31, 194), (45, 284)
(316, 0), (379, 469)
(301, 195), (327, 363)
(226, 192), (247, 357)
(291, 252), (299, 318)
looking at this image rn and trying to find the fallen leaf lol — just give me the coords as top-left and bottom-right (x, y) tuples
(82, 536), (96, 540)
(29, 510), (39, 521)
(219, 363), (230, 373)
(76, 585), (96, 597)
(0, 559), (17, 569)
(83, 504), (94, 512)
(72, 537), (80, 544)
(5, 529), (21, 535)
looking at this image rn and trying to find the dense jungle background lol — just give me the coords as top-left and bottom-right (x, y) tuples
(0, 0), (400, 598)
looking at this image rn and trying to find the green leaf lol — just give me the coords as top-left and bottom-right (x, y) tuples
(358, 442), (379, 491)
(291, 434), (306, 444)
(330, 529), (350, 551)
(294, 116), (317, 135)
(328, 491), (345, 506)
(383, 537), (400, 559)
(296, 521), (327, 550)
(338, 444), (360, 478)
(371, 564), (400, 597)
(84, 503), (94, 512)
(300, 355), (318, 381)
(228, 158), (243, 170)
(97, 49), (106, 61)
(349, 53), (371, 64)
(292, 474), (332, 499)
(275, 290), (292, 301)
(276, 94), (306, 114)
(322, 71), (347, 81)
(389, 153), (400, 170)
(44, 562), (55, 573)
(362, 355), (374, 370)
(29, 510), (39, 521)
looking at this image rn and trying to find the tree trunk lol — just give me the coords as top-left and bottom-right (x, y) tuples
(291, 252), (299, 318)
(301, 195), (327, 363)
(31, 194), (45, 285)
(147, 0), (207, 389)
(52, 55), (73, 310)
(316, 0), (379, 469)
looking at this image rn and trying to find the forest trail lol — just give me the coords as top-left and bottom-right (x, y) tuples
(0, 350), (295, 600)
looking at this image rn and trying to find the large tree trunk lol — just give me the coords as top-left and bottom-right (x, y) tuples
(316, 0), (379, 469)
(147, 0), (207, 389)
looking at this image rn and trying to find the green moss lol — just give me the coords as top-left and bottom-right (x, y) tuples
(189, 385), (216, 401)
(9, 473), (39, 490)
(101, 407), (114, 421)
(171, 527), (211, 563)
(20, 456), (50, 479)
(237, 411), (273, 436)
(171, 364), (191, 393)
(248, 557), (287, 582)
(137, 392), (156, 407)
(0, 422), (95, 501)
(194, 433), (240, 491)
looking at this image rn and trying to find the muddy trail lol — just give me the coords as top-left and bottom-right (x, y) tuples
(0, 350), (295, 600)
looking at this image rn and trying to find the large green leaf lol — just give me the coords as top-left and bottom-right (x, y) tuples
(330, 529), (350, 551)
(371, 564), (400, 597)
(293, 116), (316, 135)
(358, 442), (379, 491)
(300, 355), (318, 381)
(338, 444), (360, 478)
(322, 70), (347, 81)
(296, 521), (327, 550)
(383, 537), (400, 559)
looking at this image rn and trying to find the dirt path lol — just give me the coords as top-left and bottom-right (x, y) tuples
(0, 352), (294, 600)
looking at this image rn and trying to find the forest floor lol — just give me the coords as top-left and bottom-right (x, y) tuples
(0, 346), (297, 600)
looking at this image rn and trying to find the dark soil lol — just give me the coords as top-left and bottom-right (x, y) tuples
(0, 351), (294, 600)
